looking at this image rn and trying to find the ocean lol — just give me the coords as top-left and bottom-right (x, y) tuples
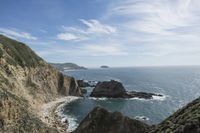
(59, 66), (200, 131)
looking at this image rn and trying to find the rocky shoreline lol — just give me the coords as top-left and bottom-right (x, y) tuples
(39, 96), (80, 133)
(37, 82), (164, 133)
(38, 81), (165, 133)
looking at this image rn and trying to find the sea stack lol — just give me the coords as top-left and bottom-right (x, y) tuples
(90, 80), (162, 99)
(100, 65), (109, 68)
(90, 80), (127, 98)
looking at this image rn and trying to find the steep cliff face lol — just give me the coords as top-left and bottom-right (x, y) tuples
(0, 35), (82, 132)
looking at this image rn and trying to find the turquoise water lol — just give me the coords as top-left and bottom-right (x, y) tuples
(61, 66), (200, 130)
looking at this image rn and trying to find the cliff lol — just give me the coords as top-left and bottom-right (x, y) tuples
(0, 35), (82, 133)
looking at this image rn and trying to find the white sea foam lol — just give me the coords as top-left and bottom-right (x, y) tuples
(88, 97), (108, 101)
(40, 96), (79, 118)
(55, 96), (81, 132)
(129, 94), (167, 101)
(135, 116), (150, 121)
(88, 94), (167, 101)
(129, 97), (148, 101)
(57, 112), (79, 132)
(152, 94), (167, 101)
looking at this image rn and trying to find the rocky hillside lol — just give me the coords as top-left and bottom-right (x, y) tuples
(0, 35), (82, 133)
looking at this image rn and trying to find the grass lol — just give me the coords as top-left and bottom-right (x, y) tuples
(0, 35), (43, 67)
(0, 44), (3, 58)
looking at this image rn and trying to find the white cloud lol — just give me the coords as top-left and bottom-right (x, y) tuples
(57, 33), (82, 41)
(79, 19), (116, 34)
(57, 19), (117, 42)
(82, 43), (127, 56)
(110, 0), (200, 36)
(36, 42), (127, 57)
(30, 0), (200, 66)
(0, 28), (37, 40)
(62, 26), (88, 34)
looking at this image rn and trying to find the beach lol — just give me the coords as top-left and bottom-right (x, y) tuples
(39, 96), (80, 132)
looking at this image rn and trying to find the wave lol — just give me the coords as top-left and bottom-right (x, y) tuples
(88, 97), (108, 101)
(152, 94), (167, 101)
(55, 96), (81, 132)
(134, 116), (150, 121)
(88, 94), (167, 101)
(59, 113), (79, 132)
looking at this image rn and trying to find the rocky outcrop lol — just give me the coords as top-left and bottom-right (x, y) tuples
(77, 80), (90, 87)
(90, 80), (161, 99)
(73, 107), (149, 133)
(90, 80), (127, 98)
(100, 65), (109, 68)
(0, 35), (82, 132)
(77, 80), (96, 88)
(68, 77), (82, 96)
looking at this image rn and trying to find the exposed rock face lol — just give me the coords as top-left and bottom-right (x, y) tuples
(73, 107), (149, 133)
(77, 80), (90, 87)
(0, 35), (82, 132)
(90, 80), (161, 99)
(90, 80), (127, 98)
(77, 80), (96, 88)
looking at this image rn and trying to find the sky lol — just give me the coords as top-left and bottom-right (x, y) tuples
(1, 0), (200, 67)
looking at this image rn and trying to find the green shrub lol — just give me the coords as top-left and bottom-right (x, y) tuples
(0, 48), (3, 58)
(0, 35), (43, 67)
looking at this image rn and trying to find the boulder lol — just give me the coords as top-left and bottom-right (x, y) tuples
(77, 80), (90, 87)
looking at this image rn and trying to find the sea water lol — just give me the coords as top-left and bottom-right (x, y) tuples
(60, 66), (200, 131)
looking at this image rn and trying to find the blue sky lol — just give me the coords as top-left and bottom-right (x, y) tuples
(1, 0), (200, 67)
